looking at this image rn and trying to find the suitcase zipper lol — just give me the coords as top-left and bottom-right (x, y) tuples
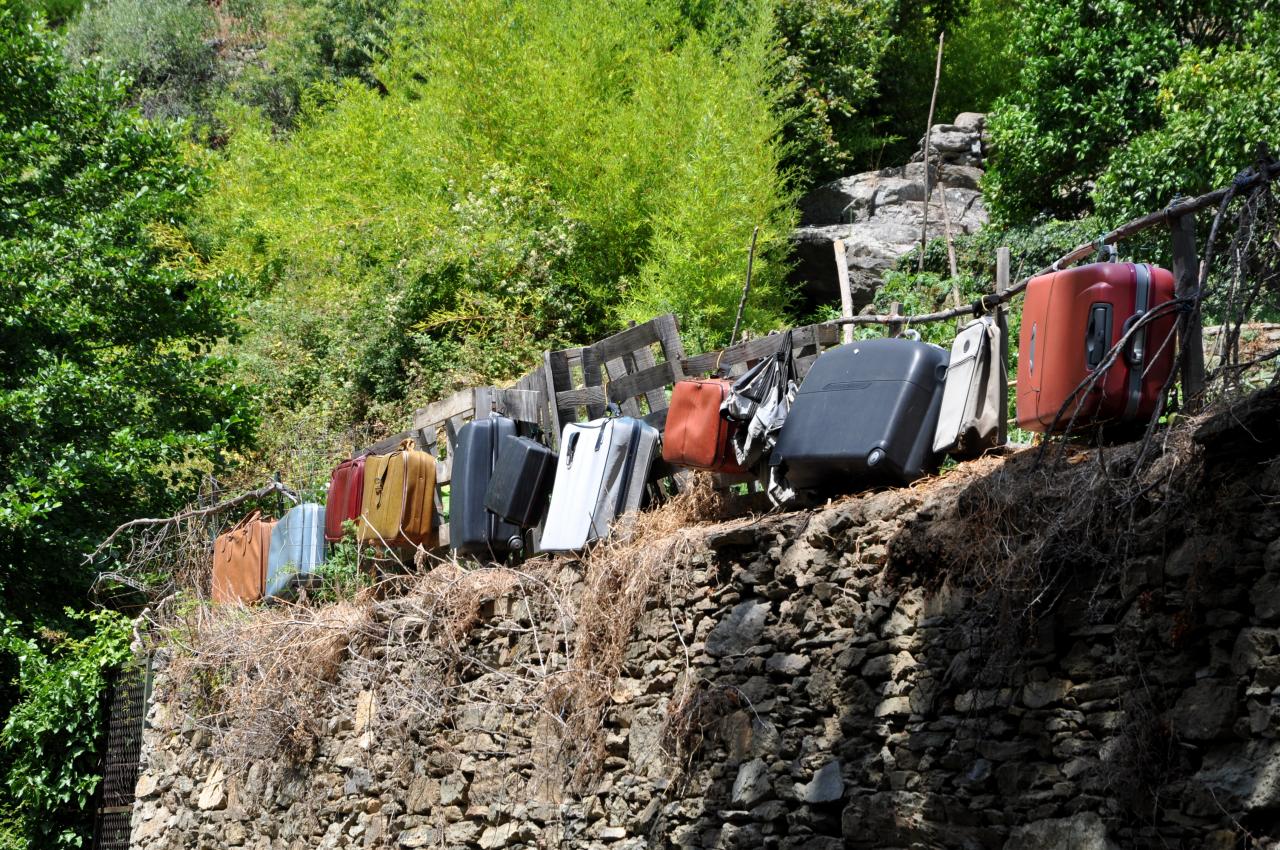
(614, 420), (640, 520)
(1123, 264), (1150, 421)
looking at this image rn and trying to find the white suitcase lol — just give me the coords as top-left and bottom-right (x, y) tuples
(266, 503), (327, 598)
(538, 417), (660, 553)
(933, 315), (1002, 456)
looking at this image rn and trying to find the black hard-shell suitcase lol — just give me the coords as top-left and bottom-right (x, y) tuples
(450, 416), (524, 555)
(771, 338), (949, 491)
(484, 435), (557, 529)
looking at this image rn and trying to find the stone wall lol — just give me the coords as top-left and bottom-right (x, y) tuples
(129, 395), (1280, 850)
(791, 112), (990, 310)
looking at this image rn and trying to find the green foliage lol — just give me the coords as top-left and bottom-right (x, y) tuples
(64, 0), (219, 121)
(0, 3), (256, 625)
(305, 539), (372, 603)
(198, 0), (796, 451)
(985, 0), (1276, 225)
(771, 0), (895, 182)
(224, 0), (398, 128)
(0, 610), (132, 849)
(1095, 15), (1280, 221)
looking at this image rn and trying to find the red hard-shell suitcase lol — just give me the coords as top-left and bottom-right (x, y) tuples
(1017, 262), (1176, 433)
(662, 378), (747, 473)
(324, 456), (366, 542)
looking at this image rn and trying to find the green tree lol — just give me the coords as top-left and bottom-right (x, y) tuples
(198, 0), (795, 456)
(1095, 15), (1280, 220)
(0, 611), (132, 848)
(0, 1), (256, 627)
(985, 0), (1276, 226)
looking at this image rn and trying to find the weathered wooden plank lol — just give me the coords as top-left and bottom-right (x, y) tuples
(996, 247), (1011, 445)
(1170, 213), (1205, 412)
(413, 388), (477, 431)
(543, 348), (575, 447)
(628, 342), (670, 415)
(835, 239), (854, 345)
(604, 355), (644, 417)
(494, 388), (545, 424)
(592, 314), (674, 363)
(654, 313), (687, 373)
(556, 385), (609, 408)
(605, 361), (676, 405)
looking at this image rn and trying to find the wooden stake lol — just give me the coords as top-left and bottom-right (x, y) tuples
(919, 31), (945, 273)
(834, 238), (855, 345)
(1170, 212), (1205, 412)
(996, 246), (1010, 445)
(888, 301), (903, 338)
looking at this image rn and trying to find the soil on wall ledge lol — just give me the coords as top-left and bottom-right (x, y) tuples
(129, 387), (1280, 850)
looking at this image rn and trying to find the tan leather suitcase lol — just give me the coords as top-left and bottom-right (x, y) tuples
(662, 378), (747, 473)
(212, 509), (277, 603)
(358, 439), (438, 548)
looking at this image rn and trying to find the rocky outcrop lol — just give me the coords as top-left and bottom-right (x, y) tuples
(792, 112), (990, 310)
(128, 394), (1280, 849)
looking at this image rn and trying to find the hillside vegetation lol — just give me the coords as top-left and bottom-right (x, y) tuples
(2, 0), (1279, 845)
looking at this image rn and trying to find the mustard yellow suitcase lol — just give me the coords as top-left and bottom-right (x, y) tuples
(358, 440), (438, 548)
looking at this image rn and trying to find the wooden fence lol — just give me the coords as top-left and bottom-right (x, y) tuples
(345, 159), (1280, 552)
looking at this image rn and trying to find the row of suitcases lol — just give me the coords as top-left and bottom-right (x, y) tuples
(212, 260), (1177, 602)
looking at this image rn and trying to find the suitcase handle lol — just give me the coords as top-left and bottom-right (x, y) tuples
(1121, 311), (1146, 367)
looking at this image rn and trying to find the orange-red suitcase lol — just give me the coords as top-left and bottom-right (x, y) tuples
(1017, 261), (1176, 433)
(661, 378), (747, 473)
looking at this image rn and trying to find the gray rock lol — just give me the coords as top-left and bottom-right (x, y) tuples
(765, 653), (810, 676)
(1003, 812), (1118, 850)
(731, 758), (771, 806)
(1022, 678), (1071, 709)
(953, 112), (986, 132)
(707, 599), (771, 658)
(795, 760), (844, 803)
(1169, 679), (1237, 741)
(397, 826), (441, 848)
(1191, 740), (1280, 813)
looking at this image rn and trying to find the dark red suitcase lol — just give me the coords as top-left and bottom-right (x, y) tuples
(323, 456), (366, 542)
(1017, 262), (1177, 433)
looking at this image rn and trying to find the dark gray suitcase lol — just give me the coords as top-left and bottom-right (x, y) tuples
(450, 416), (524, 556)
(484, 435), (557, 528)
(771, 338), (949, 491)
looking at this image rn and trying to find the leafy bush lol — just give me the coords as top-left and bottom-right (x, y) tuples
(198, 0), (795, 447)
(0, 4), (256, 625)
(0, 611), (133, 849)
(64, 0), (219, 121)
(984, 0), (1276, 225)
(1095, 15), (1280, 221)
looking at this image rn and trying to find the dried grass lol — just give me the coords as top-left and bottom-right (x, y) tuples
(146, 472), (735, 784)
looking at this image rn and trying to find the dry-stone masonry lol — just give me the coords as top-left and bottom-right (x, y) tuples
(791, 112), (990, 309)
(130, 393), (1280, 849)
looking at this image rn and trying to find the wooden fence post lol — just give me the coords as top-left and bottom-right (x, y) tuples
(996, 246), (1010, 446)
(888, 302), (902, 338)
(1170, 212), (1205, 413)
(834, 239), (855, 345)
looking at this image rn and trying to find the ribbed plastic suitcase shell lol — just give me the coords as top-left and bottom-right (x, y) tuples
(324, 457), (365, 542)
(450, 417), (524, 556)
(933, 316), (1000, 456)
(771, 338), (948, 490)
(538, 417), (659, 553)
(484, 435), (557, 528)
(662, 378), (746, 473)
(1017, 262), (1176, 433)
(266, 503), (326, 598)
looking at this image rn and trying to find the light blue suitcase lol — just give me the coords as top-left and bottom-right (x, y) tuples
(266, 503), (327, 598)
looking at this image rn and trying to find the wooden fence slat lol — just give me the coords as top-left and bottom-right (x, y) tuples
(413, 388), (478, 432)
(1170, 212), (1205, 412)
(592, 315), (670, 363)
(605, 361), (677, 404)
